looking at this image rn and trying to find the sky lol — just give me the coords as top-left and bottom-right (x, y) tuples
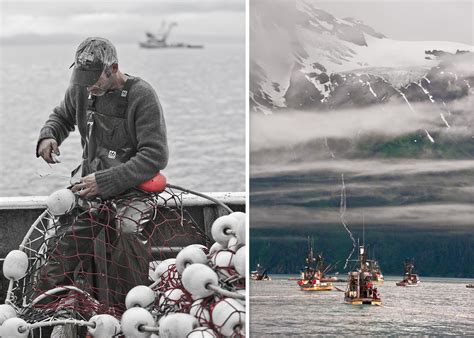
(316, 0), (473, 45)
(0, 0), (245, 44)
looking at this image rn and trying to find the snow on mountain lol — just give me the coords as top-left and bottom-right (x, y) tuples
(250, 0), (474, 113)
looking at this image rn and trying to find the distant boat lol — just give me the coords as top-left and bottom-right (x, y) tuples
(366, 250), (384, 284)
(344, 243), (382, 305)
(396, 259), (421, 287)
(297, 237), (334, 291)
(251, 263), (271, 281)
(368, 258), (384, 284)
(139, 21), (204, 49)
(466, 284), (474, 288)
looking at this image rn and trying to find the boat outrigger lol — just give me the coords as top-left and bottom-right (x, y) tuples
(396, 259), (421, 287)
(344, 244), (382, 305)
(297, 237), (334, 291)
(251, 263), (271, 281)
(139, 21), (204, 49)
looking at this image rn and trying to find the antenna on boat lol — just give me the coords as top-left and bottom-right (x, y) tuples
(362, 213), (365, 247)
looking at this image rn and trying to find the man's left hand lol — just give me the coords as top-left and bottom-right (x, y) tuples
(71, 173), (99, 198)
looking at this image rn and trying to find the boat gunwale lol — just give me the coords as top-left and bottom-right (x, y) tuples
(0, 192), (245, 210)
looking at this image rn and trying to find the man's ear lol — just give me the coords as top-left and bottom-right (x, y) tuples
(112, 63), (119, 73)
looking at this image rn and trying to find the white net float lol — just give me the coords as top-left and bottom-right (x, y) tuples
(229, 211), (246, 247)
(182, 264), (218, 299)
(158, 313), (198, 338)
(46, 189), (76, 216)
(227, 236), (240, 252)
(211, 298), (245, 337)
(189, 299), (211, 326)
(151, 258), (177, 283)
(0, 304), (17, 325)
(235, 289), (246, 307)
(188, 244), (209, 254)
(176, 246), (209, 275)
(233, 246), (246, 277)
(0, 317), (29, 338)
(211, 250), (235, 279)
(187, 326), (218, 337)
(121, 307), (155, 338)
(88, 314), (121, 338)
(125, 285), (156, 309)
(3, 250), (29, 281)
(209, 242), (225, 255)
(210, 215), (239, 247)
(158, 288), (188, 313)
(228, 211), (245, 226)
(116, 199), (152, 234)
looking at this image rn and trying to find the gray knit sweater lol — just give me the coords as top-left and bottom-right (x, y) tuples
(37, 77), (168, 198)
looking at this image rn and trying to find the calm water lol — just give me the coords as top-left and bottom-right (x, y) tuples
(0, 42), (245, 196)
(250, 275), (474, 336)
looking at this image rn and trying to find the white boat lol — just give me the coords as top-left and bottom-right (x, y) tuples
(139, 21), (203, 49)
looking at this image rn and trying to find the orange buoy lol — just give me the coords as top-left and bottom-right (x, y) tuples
(138, 173), (167, 192)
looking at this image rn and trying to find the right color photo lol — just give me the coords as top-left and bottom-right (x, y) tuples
(249, 0), (474, 335)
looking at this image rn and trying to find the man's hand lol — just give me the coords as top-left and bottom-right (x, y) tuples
(71, 173), (99, 198)
(38, 138), (60, 164)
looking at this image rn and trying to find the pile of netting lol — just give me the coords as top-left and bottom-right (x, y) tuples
(0, 186), (246, 337)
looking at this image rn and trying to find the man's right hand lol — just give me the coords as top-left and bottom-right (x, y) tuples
(38, 138), (60, 164)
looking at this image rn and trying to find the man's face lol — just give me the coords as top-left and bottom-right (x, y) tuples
(87, 71), (113, 96)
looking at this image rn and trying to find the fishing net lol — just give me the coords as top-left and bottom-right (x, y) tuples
(4, 185), (215, 336)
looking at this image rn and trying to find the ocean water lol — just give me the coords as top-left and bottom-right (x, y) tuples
(250, 275), (474, 336)
(0, 42), (245, 197)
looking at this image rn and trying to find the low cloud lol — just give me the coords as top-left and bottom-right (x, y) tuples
(251, 159), (474, 178)
(251, 203), (474, 229)
(251, 98), (473, 152)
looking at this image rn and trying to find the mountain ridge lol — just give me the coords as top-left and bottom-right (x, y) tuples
(250, 2), (473, 114)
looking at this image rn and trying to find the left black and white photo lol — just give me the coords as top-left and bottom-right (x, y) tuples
(0, 1), (246, 336)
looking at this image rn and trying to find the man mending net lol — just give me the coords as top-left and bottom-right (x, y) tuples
(34, 36), (169, 315)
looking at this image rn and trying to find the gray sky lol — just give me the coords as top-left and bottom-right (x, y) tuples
(0, 0), (245, 44)
(316, 0), (473, 44)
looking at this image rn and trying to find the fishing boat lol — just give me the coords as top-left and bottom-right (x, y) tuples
(139, 21), (204, 49)
(344, 244), (382, 305)
(367, 258), (384, 284)
(396, 259), (421, 287)
(297, 237), (334, 291)
(368, 260), (384, 284)
(250, 263), (271, 281)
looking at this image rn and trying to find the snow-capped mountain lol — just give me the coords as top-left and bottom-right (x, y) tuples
(250, 0), (473, 113)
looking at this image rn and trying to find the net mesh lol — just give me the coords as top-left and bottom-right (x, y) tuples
(8, 187), (210, 327)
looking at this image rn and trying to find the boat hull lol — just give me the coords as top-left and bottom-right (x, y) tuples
(345, 297), (382, 306)
(139, 42), (204, 49)
(298, 278), (333, 291)
(251, 276), (271, 281)
(300, 284), (333, 291)
(396, 281), (420, 287)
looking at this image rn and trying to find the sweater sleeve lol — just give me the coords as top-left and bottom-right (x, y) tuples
(36, 85), (77, 156)
(95, 84), (169, 198)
